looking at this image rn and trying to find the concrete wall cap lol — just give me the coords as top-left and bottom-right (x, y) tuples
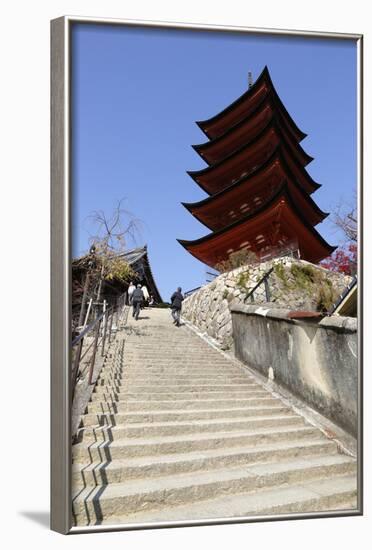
(230, 304), (357, 332)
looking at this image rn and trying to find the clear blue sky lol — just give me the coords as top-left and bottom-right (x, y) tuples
(71, 24), (357, 301)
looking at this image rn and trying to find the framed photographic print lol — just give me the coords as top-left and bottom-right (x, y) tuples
(51, 15), (363, 534)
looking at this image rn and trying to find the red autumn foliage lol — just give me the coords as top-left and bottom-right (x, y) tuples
(320, 243), (357, 276)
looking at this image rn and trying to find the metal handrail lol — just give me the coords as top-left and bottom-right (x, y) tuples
(79, 333), (103, 367)
(184, 286), (202, 297)
(71, 292), (126, 399)
(72, 307), (111, 347)
(244, 267), (274, 303)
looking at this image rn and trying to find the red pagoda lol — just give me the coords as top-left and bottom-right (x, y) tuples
(178, 66), (336, 268)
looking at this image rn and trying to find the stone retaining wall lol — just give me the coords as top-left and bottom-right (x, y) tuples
(182, 258), (350, 350)
(231, 304), (358, 436)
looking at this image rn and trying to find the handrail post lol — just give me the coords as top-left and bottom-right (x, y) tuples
(115, 297), (120, 328)
(71, 337), (83, 399)
(245, 267), (274, 303)
(121, 293), (127, 324)
(108, 310), (114, 344)
(264, 276), (271, 302)
(77, 272), (90, 327)
(83, 298), (93, 328)
(88, 318), (101, 385)
(102, 299), (107, 335)
(101, 307), (108, 357)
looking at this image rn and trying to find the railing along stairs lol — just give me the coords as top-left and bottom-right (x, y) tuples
(71, 293), (127, 399)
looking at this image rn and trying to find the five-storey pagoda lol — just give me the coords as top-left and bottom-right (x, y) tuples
(178, 66), (336, 268)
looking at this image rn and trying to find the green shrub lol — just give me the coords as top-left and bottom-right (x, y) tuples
(274, 261), (337, 312)
(315, 281), (337, 312)
(237, 270), (251, 289)
(273, 262), (288, 286)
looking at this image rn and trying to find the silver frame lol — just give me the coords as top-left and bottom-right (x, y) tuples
(51, 15), (363, 534)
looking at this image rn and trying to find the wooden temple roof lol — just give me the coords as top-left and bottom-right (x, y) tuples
(178, 187), (335, 268)
(72, 245), (162, 303)
(182, 150), (328, 231)
(117, 246), (162, 302)
(196, 66), (307, 143)
(187, 120), (320, 196)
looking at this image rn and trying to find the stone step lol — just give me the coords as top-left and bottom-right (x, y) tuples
(95, 377), (255, 389)
(100, 366), (243, 375)
(92, 388), (266, 400)
(123, 352), (218, 357)
(92, 385), (262, 397)
(124, 350), (232, 354)
(120, 348), (231, 355)
(104, 360), (241, 371)
(87, 396), (282, 413)
(72, 425), (321, 461)
(80, 405), (294, 426)
(123, 347), (211, 352)
(72, 454), (356, 523)
(97, 375), (253, 384)
(96, 372), (249, 384)
(123, 350), (231, 356)
(100, 475), (357, 525)
(101, 365), (244, 375)
(94, 383), (259, 394)
(122, 359), (237, 366)
(72, 438), (338, 488)
(76, 414), (305, 441)
(90, 389), (269, 403)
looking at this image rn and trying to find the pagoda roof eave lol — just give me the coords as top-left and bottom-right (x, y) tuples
(192, 95), (313, 166)
(195, 66), (307, 142)
(182, 177), (328, 234)
(188, 118), (313, 180)
(183, 147), (324, 214)
(187, 122), (321, 196)
(181, 149), (310, 214)
(177, 185), (335, 257)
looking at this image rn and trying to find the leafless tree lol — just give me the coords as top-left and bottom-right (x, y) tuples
(87, 198), (141, 252)
(84, 199), (142, 311)
(331, 191), (357, 243)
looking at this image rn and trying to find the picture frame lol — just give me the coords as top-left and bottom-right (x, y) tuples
(51, 15), (363, 534)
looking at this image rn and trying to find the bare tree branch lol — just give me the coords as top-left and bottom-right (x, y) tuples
(82, 199), (143, 302)
(330, 189), (357, 243)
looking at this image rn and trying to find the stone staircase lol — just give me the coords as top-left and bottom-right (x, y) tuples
(72, 308), (357, 526)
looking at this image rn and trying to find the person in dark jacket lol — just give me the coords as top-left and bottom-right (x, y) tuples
(132, 284), (144, 320)
(170, 287), (184, 327)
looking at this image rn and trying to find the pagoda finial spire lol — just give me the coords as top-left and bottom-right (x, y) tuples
(248, 71), (253, 89)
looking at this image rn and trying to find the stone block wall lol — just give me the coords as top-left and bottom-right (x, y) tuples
(182, 257), (350, 349)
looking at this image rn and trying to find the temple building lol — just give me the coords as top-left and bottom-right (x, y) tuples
(72, 245), (162, 323)
(178, 66), (336, 268)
